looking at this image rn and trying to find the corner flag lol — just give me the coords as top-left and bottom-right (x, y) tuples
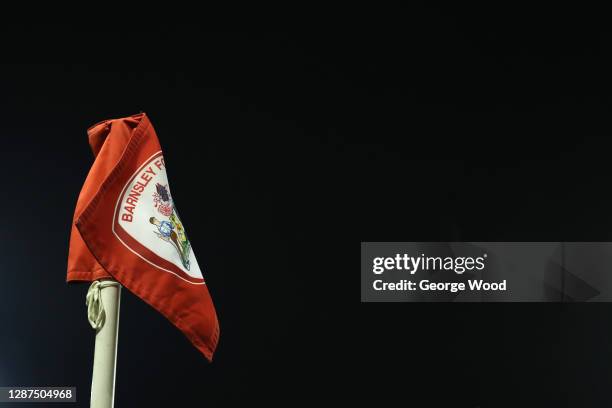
(68, 112), (219, 361)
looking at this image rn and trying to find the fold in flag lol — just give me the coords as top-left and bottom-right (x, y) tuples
(67, 113), (219, 361)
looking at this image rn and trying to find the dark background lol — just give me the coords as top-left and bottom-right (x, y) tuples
(2, 15), (612, 407)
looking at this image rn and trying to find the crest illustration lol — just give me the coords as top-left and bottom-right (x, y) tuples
(150, 183), (191, 270)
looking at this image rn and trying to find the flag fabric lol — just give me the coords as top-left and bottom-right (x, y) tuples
(67, 112), (219, 361)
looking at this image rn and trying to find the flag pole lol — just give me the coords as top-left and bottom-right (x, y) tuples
(86, 280), (122, 408)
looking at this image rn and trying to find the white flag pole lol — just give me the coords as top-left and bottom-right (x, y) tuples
(86, 280), (122, 408)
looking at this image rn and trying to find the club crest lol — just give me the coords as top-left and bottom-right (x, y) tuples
(113, 151), (203, 284)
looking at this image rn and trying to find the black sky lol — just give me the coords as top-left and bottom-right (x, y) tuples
(2, 18), (612, 407)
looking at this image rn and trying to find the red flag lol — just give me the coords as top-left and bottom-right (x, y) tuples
(67, 112), (219, 361)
